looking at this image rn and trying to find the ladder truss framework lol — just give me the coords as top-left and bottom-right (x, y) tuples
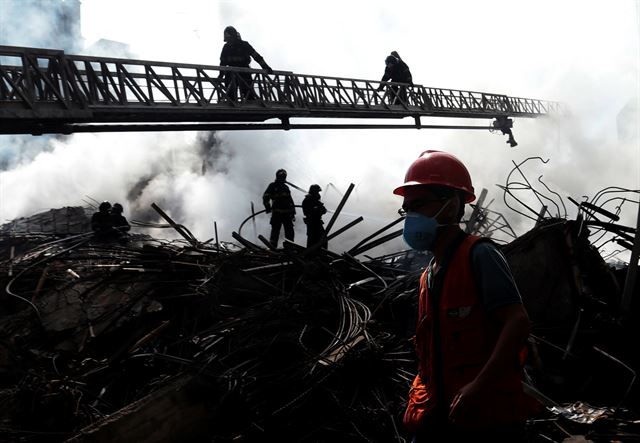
(0, 46), (562, 134)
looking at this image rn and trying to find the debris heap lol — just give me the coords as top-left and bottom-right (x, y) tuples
(1, 202), (639, 442)
(0, 226), (422, 442)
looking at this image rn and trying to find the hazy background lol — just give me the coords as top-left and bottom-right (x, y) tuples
(0, 0), (638, 259)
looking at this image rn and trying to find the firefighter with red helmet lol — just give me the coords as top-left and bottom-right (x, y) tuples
(395, 151), (534, 442)
(263, 169), (296, 247)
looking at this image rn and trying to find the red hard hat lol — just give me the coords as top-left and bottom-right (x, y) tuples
(393, 150), (476, 203)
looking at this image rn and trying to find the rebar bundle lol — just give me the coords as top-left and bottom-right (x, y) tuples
(0, 229), (422, 442)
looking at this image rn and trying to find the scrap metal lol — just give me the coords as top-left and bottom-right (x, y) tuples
(0, 173), (639, 442)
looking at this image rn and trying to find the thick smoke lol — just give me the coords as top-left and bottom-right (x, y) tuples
(0, 0), (638, 260)
(0, 0), (82, 51)
(0, 0), (82, 169)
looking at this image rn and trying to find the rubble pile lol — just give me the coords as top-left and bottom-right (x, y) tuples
(502, 218), (640, 442)
(0, 205), (639, 442)
(505, 219), (639, 406)
(0, 207), (92, 237)
(0, 227), (423, 442)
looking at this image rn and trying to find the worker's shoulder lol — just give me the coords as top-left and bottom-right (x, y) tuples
(470, 238), (513, 277)
(223, 40), (251, 51)
(238, 39), (255, 51)
(470, 238), (501, 258)
(265, 181), (289, 191)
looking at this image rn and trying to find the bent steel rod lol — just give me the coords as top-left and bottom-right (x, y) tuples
(348, 216), (405, 254)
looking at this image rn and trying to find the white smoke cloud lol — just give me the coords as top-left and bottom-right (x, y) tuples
(0, 0), (82, 51)
(0, 0), (638, 260)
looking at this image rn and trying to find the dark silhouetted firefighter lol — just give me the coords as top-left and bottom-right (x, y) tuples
(377, 51), (413, 104)
(218, 26), (273, 102)
(302, 184), (327, 249)
(92, 201), (132, 241)
(111, 203), (131, 235)
(91, 201), (113, 239)
(263, 169), (296, 247)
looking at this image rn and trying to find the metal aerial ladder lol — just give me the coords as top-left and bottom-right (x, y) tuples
(0, 45), (562, 144)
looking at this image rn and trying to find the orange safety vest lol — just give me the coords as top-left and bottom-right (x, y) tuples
(404, 234), (532, 433)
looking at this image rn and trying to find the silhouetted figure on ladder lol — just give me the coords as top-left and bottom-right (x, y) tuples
(218, 26), (273, 102)
(377, 51), (413, 105)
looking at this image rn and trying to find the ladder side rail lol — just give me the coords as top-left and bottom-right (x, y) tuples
(27, 53), (69, 107)
(99, 61), (124, 104)
(0, 65), (33, 106)
(145, 65), (179, 106)
(83, 60), (118, 104)
(116, 63), (151, 105)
